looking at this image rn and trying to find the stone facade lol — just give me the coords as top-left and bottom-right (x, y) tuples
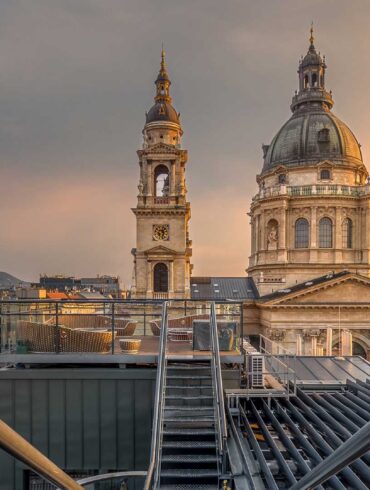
(132, 51), (192, 299)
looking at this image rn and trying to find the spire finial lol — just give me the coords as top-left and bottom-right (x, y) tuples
(309, 21), (314, 46)
(161, 43), (166, 71)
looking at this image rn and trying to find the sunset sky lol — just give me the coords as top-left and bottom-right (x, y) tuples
(1, 0), (370, 286)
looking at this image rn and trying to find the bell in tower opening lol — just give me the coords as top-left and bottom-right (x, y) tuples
(131, 49), (192, 299)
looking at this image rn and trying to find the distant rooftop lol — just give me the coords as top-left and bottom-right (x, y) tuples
(190, 277), (258, 300)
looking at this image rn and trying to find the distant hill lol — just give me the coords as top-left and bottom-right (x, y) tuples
(0, 272), (29, 289)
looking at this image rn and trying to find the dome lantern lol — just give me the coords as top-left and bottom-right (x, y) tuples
(291, 24), (333, 113)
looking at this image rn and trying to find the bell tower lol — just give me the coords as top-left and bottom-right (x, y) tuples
(132, 50), (192, 299)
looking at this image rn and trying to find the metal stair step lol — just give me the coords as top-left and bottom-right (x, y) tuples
(165, 406), (214, 411)
(160, 485), (218, 489)
(160, 468), (219, 477)
(163, 428), (215, 436)
(167, 375), (212, 380)
(166, 385), (213, 390)
(164, 417), (215, 423)
(162, 440), (216, 448)
(165, 395), (213, 401)
(167, 365), (211, 370)
(161, 454), (219, 463)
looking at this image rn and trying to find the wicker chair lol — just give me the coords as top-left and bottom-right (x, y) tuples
(44, 315), (136, 336)
(150, 314), (209, 337)
(16, 320), (115, 353)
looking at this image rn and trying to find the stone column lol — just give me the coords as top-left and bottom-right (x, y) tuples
(310, 206), (318, 263)
(296, 334), (303, 355)
(278, 202), (288, 262)
(311, 336), (318, 356)
(341, 330), (352, 356)
(335, 206), (342, 263)
(169, 261), (174, 297)
(326, 327), (333, 355)
(170, 161), (176, 196)
(147, 161), (153, 196)
(147, 262), (153, 297)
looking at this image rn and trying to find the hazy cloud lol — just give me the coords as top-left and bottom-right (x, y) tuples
(1, 0), (370, 283)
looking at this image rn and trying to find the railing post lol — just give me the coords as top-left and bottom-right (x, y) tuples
(111, 302), (115, 355)
(55, 302), (60, 354)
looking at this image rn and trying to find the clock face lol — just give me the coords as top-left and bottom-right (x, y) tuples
(153, 224), (169, 241)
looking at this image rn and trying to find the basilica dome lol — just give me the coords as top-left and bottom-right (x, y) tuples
(262, 29), (363, 172)
(263, 110), (362, 170)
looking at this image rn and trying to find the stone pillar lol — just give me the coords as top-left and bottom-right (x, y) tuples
(310, 206), (318, 263)
(147, 161), (153, 196)
(334, 206), (342, 263)
(296, 334), (303, 355)
(311, 336), (318, 356)
(147, 262), (153, 297)
(326, 327), (333, 356)
(170, 161), (176, 196)
(169, 261), (174, 296)
(341, 330), (352, 356)
(278, 202), (288, 262)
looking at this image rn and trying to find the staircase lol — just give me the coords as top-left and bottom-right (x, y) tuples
(159, 361), (220, 489)
(144, 302), (227, 490)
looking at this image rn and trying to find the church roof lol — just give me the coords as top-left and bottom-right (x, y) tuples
(259, 270), (357, 302)
(190, 277), (258, 300)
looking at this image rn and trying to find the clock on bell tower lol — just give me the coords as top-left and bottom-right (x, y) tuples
(131, 49), (192, 299)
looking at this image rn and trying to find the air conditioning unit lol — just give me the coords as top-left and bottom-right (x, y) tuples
(247, 353), (265, 388)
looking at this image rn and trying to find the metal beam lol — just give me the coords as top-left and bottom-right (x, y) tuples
(288, 420), (370, 490)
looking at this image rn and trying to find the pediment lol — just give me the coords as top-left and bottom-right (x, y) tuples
(263, 273), (370, 306)
(138, 142), (180, 156)
(144, 245), (177, 255)
(317, 160), (334, 168)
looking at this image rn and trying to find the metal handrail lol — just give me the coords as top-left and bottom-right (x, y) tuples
(76, 471), (146, 486)
(210, 302), (228, 466)
(144, 301), (168, 490)
(0, 419), (83, 490)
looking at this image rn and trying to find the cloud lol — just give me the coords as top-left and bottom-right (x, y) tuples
(1, 0), (370, 284)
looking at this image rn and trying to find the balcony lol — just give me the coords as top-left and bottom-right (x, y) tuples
(252, 183), (370, 201)
(0, 298), (243, 365)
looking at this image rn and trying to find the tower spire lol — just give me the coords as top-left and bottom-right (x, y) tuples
(155, 46), (172, 103)
(309, 22), (314, 48)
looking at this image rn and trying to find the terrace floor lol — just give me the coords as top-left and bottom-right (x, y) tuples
(0, 335), (243, 365)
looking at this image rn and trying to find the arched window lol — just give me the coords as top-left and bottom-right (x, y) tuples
(295, 218), (309, 248)
(304, 75), (309, 89)
(320, 169), (331, 180)
(311, 73), (317, 87)
(153, 263), (168, 292)
(319, 217), (333, 248)
(154, 165), (169, 197)
(342, 218), (353, 248)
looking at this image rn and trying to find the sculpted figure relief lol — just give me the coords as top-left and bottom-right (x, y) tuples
(267, 224), (278, 250)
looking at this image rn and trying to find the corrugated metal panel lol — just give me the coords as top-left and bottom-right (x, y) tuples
(0, 369), (156, 490)
(190, 277), (258, 300)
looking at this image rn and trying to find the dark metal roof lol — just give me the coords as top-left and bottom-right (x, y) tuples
(283, 356), (370, 386)
(190, 277), (258, 300)
(259, 270), (351, 302)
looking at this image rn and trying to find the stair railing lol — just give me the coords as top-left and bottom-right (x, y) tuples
(144, 301), (169, 490)
(210, 302), (228, 472)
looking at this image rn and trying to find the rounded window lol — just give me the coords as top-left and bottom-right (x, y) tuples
(295, 218), (309, 248)
(319, 217), (333, 248)
(153, 263), (168, 292)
